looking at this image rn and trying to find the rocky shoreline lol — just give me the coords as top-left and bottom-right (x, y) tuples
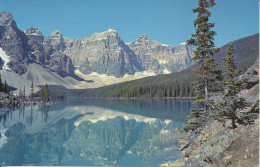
(161, 60), (259, 167)
(0, 95), (55, 115)
(161, 118), (259, 167)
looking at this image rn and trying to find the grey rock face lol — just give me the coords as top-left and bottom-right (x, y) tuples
(47, 30), (66, 52)
(24, 27), (75, 77)
(24, 27), (48, 64)
(0, 12), (30, 74)
(128, 33), (194, 74)
(0, 12), (75, 78)
(64, 29), (143, 77)
(47, 52), (75, 77)
(63, 30), (193, 77)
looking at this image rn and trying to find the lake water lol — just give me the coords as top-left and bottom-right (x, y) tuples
(0, 98), (196, 166)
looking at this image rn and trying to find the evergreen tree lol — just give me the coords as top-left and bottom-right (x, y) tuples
(19, 86), (22, 98)
(212, 43), (248, 128)
(187, 0), (221, 111)
(4, 80), (8, 94)
(183, 0), (221, 132)
(23, 86), (26, 100)
(43, 83), (50, 102)
(0, 75), (3, 92)
(30, 81), (34, 101)
(41, 90), (45, 102)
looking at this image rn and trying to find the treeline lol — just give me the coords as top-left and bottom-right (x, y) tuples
(103, 68), (195, 98)
(36, 68), (195, 98)
(0, 74), (14, 94)
(35, 84), (51, 102)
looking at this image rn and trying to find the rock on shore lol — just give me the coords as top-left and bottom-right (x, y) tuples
(161, 59), (259, 167)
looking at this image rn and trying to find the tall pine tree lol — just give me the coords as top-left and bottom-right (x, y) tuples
(42, 83), (50, 102)
(187, 0), (221, 110)
(212, 43), (248, 128)
(182, 0), (221, 132)
(23, 86), (26, 100)
(30, 81), (34, 101)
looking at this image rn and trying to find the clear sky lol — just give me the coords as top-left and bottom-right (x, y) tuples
(0, 0), (258, 47)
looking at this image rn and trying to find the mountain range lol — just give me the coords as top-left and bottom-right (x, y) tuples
(0, 11), (194, 86)
(42, 33), (259, 98)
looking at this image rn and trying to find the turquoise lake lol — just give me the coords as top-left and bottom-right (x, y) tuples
(0, 98), (196, 166)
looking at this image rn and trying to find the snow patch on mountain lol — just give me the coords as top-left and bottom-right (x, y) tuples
(74, 70), (155, 89)
(0, 47), (11, 70)
(158, 59), (168, 65)
(163, 67), (171, 74)
(0, 128), (7, 148)
(161, 43), (170, 47)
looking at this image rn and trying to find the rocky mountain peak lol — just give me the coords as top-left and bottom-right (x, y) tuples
(48, 29), (65, 52)
(24, 27), (43, 36)
(138, 33), (149, 40)
(49, 29), (63, 39)
(102, 28), (119, 36)
(0, 12), (17, 28)
(93, 28), (120, 40)
(128, 34), (194, 74)
(0, 11), (30, 75)
(129, 33), (161, 47)
(105, 28), (118, 33)
(79, 28), (124, 49)
(63, 28), (143, 77)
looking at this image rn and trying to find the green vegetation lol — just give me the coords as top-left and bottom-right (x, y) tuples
(30, 81), (34, 101)
(212, 43), (248, 128)
(186, 0), (221, 108)
(182, 0), (220, 132)
(41, 83), (50, 102)
(103, 69), (194, 98)
(182, 0), (258, 132)
(34, 68), (195, 98)
(212, 43), (258, 128)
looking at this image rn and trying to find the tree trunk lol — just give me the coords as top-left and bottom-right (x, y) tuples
(205, 76), (208, 114)
(232, 118), (237, 128)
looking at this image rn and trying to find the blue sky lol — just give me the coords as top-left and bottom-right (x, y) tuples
(0, 0), (258, 47)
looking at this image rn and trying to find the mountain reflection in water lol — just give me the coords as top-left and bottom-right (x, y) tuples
(0, 98), (196, 166)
